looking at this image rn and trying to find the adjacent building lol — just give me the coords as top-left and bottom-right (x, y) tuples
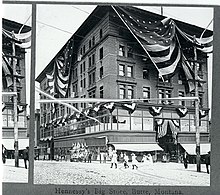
(2, 18), (31, 158)
(36, 6), (211, 162)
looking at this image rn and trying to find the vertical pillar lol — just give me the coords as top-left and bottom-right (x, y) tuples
(28, 3), (37, 184)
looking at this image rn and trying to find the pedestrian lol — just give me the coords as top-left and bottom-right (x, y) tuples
(124, 153), (129, 169)
(131, 153), (138, 169)
(183, 151), (188, 169)
(110, 150), (118, 168)
(147, 153), (153, 164)
(2, 144), (7, 164)
(204, 151), (210, 174)
(23, 146), (29, 169)
(103, 151), (107, 163)
(88, 152), (92, 163)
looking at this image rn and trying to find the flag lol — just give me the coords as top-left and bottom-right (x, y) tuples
(2, 53), (13, 89)
(46, 38), (74, 97)
(112, 6), (181, 78)
(181, 55), (195, 93)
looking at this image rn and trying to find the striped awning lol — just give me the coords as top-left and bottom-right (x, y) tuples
(181, 143), (211, 155)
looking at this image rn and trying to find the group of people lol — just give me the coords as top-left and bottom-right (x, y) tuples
(110, 151), (154, 169)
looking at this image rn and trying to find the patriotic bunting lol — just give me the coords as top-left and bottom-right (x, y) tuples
(176, 107), (188, 117)
(122, 103), (137, 114)
(199, 109), (208, 119)
(102, 102), (115, 113)
(149, 106), (163, 116)
(17, 105), (26, 114)
(46, 38), (74, 97)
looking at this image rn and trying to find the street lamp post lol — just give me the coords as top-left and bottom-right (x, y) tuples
(193, 35), (201, 172)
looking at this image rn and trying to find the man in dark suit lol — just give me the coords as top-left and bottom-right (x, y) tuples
(23, 146), (29, 169)
(204, 151), (210, 174)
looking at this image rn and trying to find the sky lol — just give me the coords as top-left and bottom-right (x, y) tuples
(2, 3), (214, 111)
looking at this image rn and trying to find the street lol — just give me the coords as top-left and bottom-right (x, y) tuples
(2, 159), (210, 186)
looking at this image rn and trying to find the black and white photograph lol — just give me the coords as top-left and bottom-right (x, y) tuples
(1, 1), (220, 195)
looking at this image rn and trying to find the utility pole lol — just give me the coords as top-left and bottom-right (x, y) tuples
(193, 35), (201, 172)
(12, 31), (19, 167)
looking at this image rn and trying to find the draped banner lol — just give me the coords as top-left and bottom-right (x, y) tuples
(122, 103), (137, 114)
(176, 107), (188, 117)
(149, 106), (163, 116)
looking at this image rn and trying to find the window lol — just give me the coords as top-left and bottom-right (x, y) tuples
(89, 71), (96, 86)
(99, 47), (103, 60)
(127, 86), (134, 99)
(72, 83), (78, 97)
(73, 67), (78, 79)
(127, 45), (133, 58)
(89, 56), (92, 67)
(92, 36), (95, 46)
(199, 92), (203, 107)
(80, 64), (83, 74)
(119, 45), (125, 56)
(89, 40), (92, 49)
(127, 66), (133, 77)
(100, 66), (103, 79)
(119, 64), (125, 76)
(83, 45), (85, 54)
(143, 68), (149, 79)
(83, 61), (86, 72)
(83, 78), (86, 88)
(119, 85), (126, 99)
(100, 29), (103, 39)
(178, 72), (183, 84)
(89, 54), (95, 67)
(143, 87), (150, 101)
(178, 91), (185, 106)
(92, 54), (95, 65)
(100, 86), (104, 98)
(89, 90), (96, 98)
(158, 89), (172, 104)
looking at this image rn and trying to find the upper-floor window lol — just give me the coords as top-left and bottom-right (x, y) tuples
(83, 45), (86, 54)
(100, 86), (104, 98)
(143, 87), (150, 100)
(100, 66), (103, 79)
(92, 36), (95, 46)
(127, 86), (134, 99)
(158, 89), (172, 104)
(178, 91), (185, 106)
(89, 40), (92, 49)
(99, 47), (103, 60)
(119, 84), (126, 99)
(99, 29), (103, 39)
(127, 45), (133, 58)
(119, 45), (125, 56)
(89, 89), (96, 98)
(89, 71), (96, 86)
(119, 64), (125, 76)
(143, 68), (149, 80)
(127, 66), (133, 77)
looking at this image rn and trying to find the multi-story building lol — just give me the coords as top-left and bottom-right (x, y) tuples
(36, 6), (211, 162)
(2, 18), (31, 158)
